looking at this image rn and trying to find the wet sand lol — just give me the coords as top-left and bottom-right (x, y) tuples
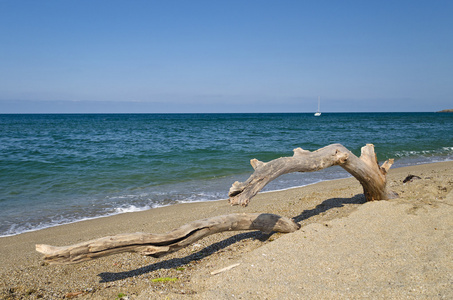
(1, 161), (452, 299)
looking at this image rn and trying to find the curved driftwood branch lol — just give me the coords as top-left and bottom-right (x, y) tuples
(36, 213), (300, 265)
(229, 143), (396, 206)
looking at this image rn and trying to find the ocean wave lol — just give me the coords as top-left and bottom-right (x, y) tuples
(0, 204), (157, 237)
(114, 204), (152, 213)
(393, 147), (453, 158)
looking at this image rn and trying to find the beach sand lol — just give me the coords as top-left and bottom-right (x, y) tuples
(1, 161), (452, 299)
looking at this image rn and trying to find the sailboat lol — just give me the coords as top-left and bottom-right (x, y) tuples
(314, 96), (321, 116)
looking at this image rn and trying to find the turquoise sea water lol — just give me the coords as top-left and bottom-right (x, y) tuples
(1, 113), (452, 236)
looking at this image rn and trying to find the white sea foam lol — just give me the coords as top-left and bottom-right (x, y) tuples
(114, 205), (151, 213)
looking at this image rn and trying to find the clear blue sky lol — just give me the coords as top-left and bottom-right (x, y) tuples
(1, 0), (452, 113)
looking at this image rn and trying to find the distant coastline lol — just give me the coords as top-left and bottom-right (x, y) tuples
(437, 109), (453, 113)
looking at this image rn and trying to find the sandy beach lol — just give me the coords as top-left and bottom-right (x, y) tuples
(1, 161), (452, 299)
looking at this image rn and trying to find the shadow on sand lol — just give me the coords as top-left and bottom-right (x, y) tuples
(292, 193), (366, 223)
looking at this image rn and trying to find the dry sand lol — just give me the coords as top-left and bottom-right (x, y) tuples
(1, 161), (452, 299)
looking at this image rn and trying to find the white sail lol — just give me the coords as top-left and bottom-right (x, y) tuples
(314, 96), (321, 116)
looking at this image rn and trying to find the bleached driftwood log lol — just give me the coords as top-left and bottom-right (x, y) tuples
(229, 143), (396, 206)
(36, 213), (299, 265)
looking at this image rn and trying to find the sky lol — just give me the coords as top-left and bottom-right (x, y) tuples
(0, 0), (452, 113)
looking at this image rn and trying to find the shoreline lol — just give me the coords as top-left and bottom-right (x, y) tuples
(0, 182), (326, 239)
(3, 159), (450, 239)
(1, 161), (452, 299)
(0, 171), (347, 239)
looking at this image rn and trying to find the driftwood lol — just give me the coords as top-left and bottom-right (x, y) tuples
(229, 143), (396, 206)
(36, 143), (393, 265)
(36, 213), (299, 264)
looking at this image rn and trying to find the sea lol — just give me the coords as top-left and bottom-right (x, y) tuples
(1, 112), (452, 237)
